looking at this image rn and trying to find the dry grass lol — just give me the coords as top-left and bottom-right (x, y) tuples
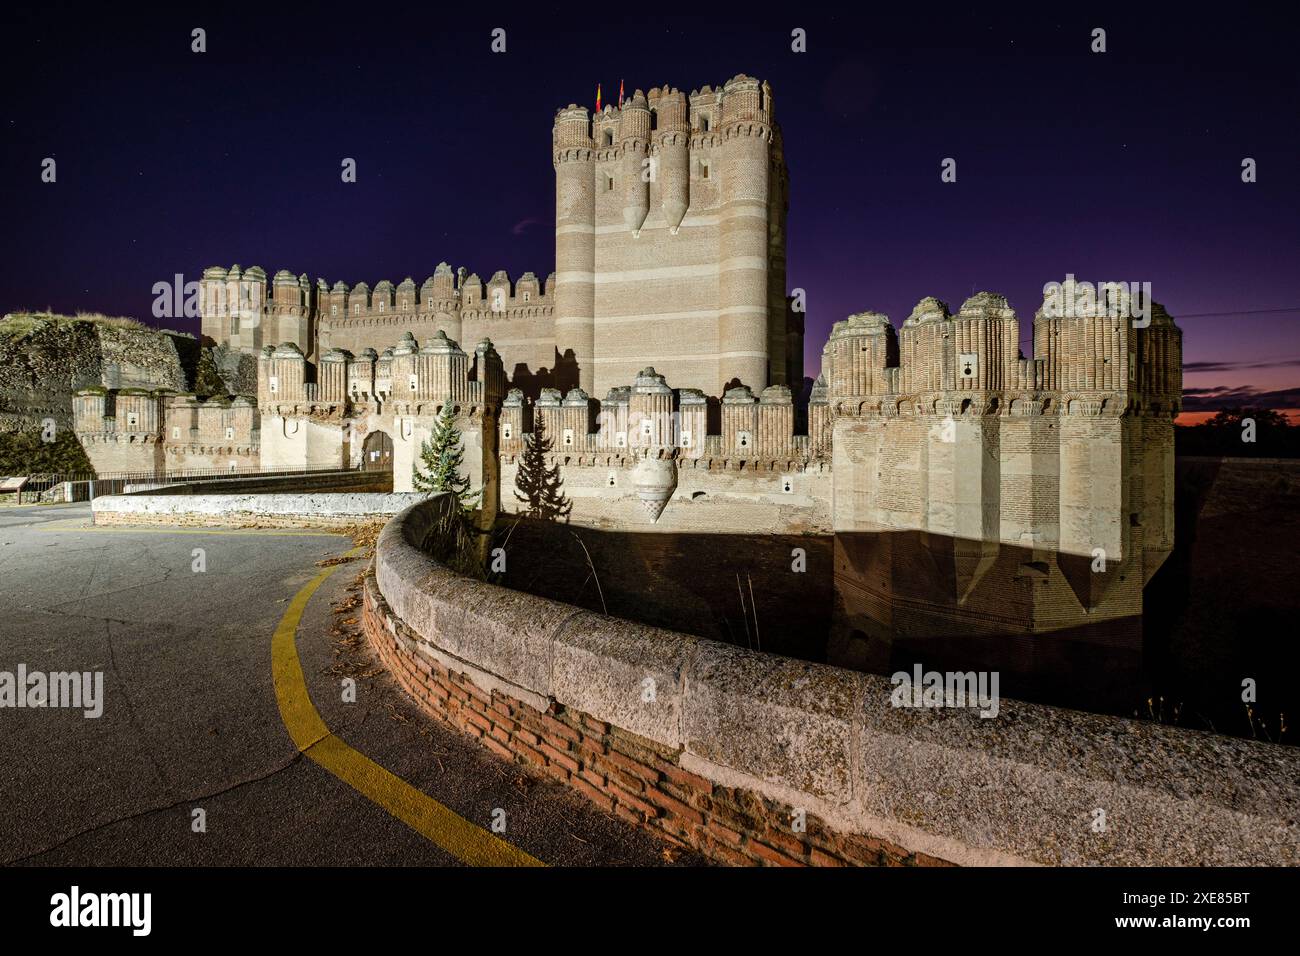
(315, 520), (386, 566)
(325, 570), (381, 680)
(1, 311), (148, 332)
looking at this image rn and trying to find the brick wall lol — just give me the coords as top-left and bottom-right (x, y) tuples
(365, 497), (1300, 867)
(362, 567), (943, 867)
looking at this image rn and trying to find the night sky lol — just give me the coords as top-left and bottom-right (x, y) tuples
(3, 5), (1297, 420)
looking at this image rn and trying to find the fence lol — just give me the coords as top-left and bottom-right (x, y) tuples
(9, 463), (392, 503)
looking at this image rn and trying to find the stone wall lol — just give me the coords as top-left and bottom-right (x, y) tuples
(501, 455), (831, 533)
(368, 496), (1300, 866)
(93, 487), (414, 527)
(0, 315), (188, 434)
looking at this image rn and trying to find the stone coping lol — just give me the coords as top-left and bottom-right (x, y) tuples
(93, 491), (424, 526)
(375, 495), (1300, 866)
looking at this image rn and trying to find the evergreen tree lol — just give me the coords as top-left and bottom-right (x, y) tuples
(412, 403), (477, 505)
(513, 414), (572, 521)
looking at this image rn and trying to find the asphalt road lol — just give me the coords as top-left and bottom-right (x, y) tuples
(0, 503), (698, 866)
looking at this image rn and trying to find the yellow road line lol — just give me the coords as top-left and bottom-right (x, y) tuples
(271, 556), (544, 867)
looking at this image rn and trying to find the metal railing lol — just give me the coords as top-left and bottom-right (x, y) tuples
(11, 463), (391, 502)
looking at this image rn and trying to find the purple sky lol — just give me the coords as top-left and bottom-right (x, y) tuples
(3, 5), (1296, 416)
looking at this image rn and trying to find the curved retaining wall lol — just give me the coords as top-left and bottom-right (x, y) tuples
(366, 496), (1300, 867)
(92, 471), (400, 526)
(93, 491), (421, 528)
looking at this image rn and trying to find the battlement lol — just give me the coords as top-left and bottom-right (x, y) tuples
(554, 74), (791, 399)
(821, 282), (1182, 420)
(256, 331), (507, 418)
(72, 386), (260, 474)
(200, 262), (556, 366)
(201, 74), (794, 405)
(499, 365), (811, 465)
(553, 73), (775, 147)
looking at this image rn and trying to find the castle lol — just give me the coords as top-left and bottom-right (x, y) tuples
(195, 75), (795, 400)
(71, 74), (1182, 668)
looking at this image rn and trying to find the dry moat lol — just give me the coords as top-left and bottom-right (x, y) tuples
(496, 456), (1299, 746)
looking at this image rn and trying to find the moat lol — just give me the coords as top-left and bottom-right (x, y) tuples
(498, 456), (1299, 745)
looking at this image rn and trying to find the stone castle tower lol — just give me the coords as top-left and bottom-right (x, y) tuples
(197, 74), (798, 404)
(554, 75), (793, 398)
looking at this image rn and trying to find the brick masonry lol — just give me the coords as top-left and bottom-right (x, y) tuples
(362, 567), (947, 868)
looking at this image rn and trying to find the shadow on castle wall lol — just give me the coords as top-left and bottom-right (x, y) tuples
(494, 456), (1300, 743)
(506, 350), (583, 402)
(829, 529), (1146, 714)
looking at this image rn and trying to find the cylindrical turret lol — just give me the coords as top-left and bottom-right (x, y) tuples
(629, 366), (674, 448)
(952, 292), (1017, 392)
(758, 384), (794, 457)
(717, 75), (771, 393)
(535, 387), (563, 441)
(620, 92), (651, 236)
(655, 88), (690, 234)
(678, 389), (707, 455)
(319, 349), (350, 403)
(721, 384), (758, 455)
(553, 105), (597, 394)
(899, 297), (953, 394)
(828, 311), (896, 400)
(501, 388), (528, 456)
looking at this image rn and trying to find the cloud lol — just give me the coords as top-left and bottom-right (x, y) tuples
(1184, 356), (1300, 373)
(511, 217), (541, 236)
(1180, 384), (1300, 411)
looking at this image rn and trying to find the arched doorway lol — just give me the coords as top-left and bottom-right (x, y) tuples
(362, 431), (393, 471)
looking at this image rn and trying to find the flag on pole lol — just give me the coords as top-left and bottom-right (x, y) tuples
(596, 83), (602, 112)
(618, 78), (625, 108)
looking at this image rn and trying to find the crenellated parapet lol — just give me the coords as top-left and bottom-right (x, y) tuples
(256, 329), (508, 423)
(201, 74), (797, 407)
(73, 387), (167, 440)
(825, 284), (1182, 424)
(201, 261), (554, 380)
(73, 385), (260, 474)
(824, 281), (1182, 588)
(500, 366), (819, 468)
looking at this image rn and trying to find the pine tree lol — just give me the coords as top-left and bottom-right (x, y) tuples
(513, 414), (572, 521)
(412, 403), (477, 506)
